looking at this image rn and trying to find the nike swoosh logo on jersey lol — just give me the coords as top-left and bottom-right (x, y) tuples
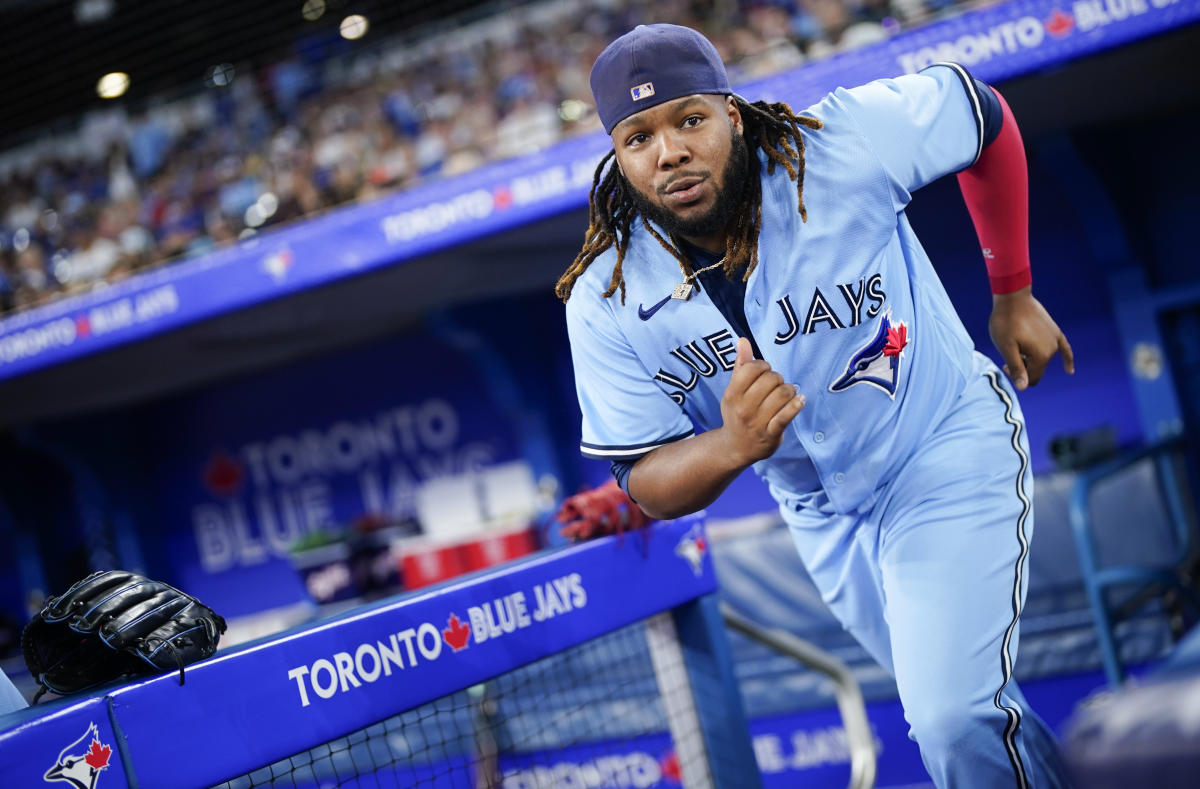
(638, 294), (672, 321)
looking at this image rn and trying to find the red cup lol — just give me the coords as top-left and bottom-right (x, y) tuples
(459, 528), (539, 572)
(400, 544), (467, 590)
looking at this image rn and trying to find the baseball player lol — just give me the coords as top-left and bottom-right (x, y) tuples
(558, 24), (1073, 787)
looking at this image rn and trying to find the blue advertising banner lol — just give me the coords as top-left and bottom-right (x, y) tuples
(139, 331), (526, 618)
(448, 669), (1097, 788)
(0, 0), (1195, 381)
(493, 711), (895, 789)
(501, 734), (682, 788)
(490, 706), (914, 789)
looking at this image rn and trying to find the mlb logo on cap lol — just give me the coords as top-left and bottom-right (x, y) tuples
(631, 82), (655, 101)
(590, 24), (731, 133)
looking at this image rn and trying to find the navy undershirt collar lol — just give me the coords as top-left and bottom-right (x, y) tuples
(677, 239), (763, 359)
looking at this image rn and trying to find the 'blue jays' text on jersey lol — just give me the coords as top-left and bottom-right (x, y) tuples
(566, 64), (990, 515)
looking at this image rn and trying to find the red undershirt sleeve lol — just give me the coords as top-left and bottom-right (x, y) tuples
(956, 86), (1032, 294)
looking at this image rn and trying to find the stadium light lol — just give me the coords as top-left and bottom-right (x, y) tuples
(244, 204), (266, 228)
(96, 72), (130, 99)
(74, 0), (115, 25)
(339, 14), (368, 40)
(204, 63), (236, 88)
(244, 193), (278, 230)
(301, 0), (326, 21)
(257, 192), (279, 220)
(558, 99), (589, 123)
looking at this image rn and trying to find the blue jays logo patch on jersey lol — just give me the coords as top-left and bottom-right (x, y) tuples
(829, 311), (909, 399)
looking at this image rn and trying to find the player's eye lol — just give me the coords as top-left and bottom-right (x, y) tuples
(682, 115), (703, 128)
(625, 132), (648, 148)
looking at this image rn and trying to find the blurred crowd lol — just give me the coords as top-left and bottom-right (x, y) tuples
(0, 0), (972, 314)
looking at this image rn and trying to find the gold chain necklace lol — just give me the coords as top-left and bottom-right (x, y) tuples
(671, 255), (727, 301)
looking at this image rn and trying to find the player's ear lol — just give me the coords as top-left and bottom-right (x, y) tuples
(726, 95), (743, 135)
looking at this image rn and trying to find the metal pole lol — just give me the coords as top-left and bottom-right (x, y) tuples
(720, 602), (876, 789)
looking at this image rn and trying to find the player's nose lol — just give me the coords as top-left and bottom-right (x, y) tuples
(655, 131), (690, 169)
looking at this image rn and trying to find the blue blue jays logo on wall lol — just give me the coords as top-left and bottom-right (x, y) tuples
(830, 311), (910, 399)
(44, 722), (111, 789)
(675, 524), (708, 577)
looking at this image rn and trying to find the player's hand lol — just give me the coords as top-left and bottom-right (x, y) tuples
(989, 286), (1074, 390)
(718, 337), (805, 466)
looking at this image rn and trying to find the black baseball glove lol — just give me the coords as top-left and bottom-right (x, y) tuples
(22, 570), (227, 699)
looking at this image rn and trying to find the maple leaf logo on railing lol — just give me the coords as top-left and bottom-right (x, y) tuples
(1044, 9), (1074, 36)
(85, 739), (111, 770)
(442, 613), (471, 651)
(203, 450), (244, 498)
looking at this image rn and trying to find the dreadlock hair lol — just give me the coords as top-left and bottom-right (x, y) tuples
(556, 96), (823, 303)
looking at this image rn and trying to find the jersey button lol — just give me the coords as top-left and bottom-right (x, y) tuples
(813, 431), (825, 443)
(833, 472), (846, 485)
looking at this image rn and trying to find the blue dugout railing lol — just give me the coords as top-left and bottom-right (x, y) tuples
(0, 517), (764, 789)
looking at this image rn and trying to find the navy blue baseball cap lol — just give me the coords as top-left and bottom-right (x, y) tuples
(590, 24), (732, 135)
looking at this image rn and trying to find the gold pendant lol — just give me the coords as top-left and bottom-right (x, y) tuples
(671, 282), (693, 300)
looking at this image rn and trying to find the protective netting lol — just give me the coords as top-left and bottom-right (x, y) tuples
(214, 617), (709, 788)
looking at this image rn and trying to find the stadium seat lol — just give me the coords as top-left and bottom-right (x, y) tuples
(1068, 434), (1200, 686)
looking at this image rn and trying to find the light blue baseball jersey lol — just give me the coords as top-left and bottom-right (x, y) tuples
(566, 64), (990, 515)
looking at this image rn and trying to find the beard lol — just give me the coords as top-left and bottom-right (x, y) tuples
(625, 124), (751, 242)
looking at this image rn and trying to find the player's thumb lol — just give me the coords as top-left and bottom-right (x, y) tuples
(1002, 343), (1028, 390)
(735, 337), (752, 368)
